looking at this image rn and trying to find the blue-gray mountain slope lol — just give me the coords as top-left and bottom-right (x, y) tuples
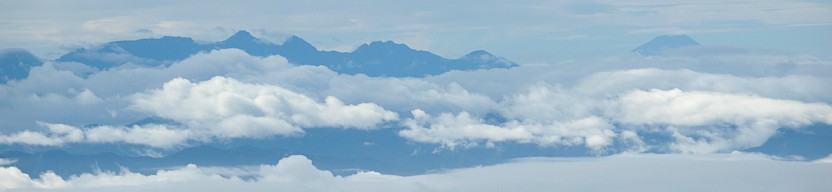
(57, 30), (517, 77)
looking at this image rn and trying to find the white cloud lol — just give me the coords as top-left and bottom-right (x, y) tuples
(0, 122), (83, 146)
(2, 44), (831, 154)
(815, 155), (832, 164)
(398, 81), (832, 153)
(83, 124), (191, 148)
(131, 76), (398, 131)
(400, 109), (618, 150)
(325, 76), (498, 115)
(0, 122), (189, 148)
(0, 49), (495, 149)
(1, 154), (830, 192)
(574, 68), (832, 103)
(0, 75), (400, 148)
(0, 159), (16, 166)
(610, 88), (832, 153)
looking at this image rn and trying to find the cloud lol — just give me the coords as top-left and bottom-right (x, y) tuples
(0, 122), (189, 148)
(398, 80), (832, 153)
(399, 109), (618, 150)
(131, 76), (398, 131)
(610, 88), (832, 153)
(574, 68), (832, 103)
(2, 45), (831, 154)
(815, 155), (832, 164)
(1, 153), (830, 192)
(0, 122), (84, 146)
(0, 159), (16, 166)
(0, 75), (399, 148)
(325, 76), (498, 115)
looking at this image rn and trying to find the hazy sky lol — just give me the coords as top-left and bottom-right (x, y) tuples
(2, 0), (831, 62)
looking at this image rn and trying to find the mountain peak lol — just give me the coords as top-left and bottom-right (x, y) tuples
(1, 48), (36, 57)
(632, 34), (700, 56)
(1, 48), (43, 83)
(463, 50), (494, 57)
(281, 35), (317, 51)
(459, 50), (517, 68)
(224, 30), (257, 43)
(355, 40), (412, 53)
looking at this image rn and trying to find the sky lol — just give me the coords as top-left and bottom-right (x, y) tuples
(1, 0), (832, 191)
(2, 0), (832, 62)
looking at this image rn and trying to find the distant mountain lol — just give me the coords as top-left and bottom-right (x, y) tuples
(632, 35), (700, 56)
(56, 30), (517, 77)
(0, 48), (43, 83)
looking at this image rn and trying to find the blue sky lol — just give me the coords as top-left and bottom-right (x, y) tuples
(1, 0), (832, 191)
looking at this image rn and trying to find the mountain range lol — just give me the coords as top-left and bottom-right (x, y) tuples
(56, 30), (517, 77)
(1, 33), (706, 83)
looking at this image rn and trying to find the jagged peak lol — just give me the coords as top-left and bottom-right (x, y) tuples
(355, 40), (412, 53)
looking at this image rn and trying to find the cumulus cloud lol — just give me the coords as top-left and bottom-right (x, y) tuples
(416, 58), (832, 152)
(0, 48), (506, 148)
(131, 76), (398, 131)
(1, 154), (830, 192)
(325, 76), (498, 115)
(815, 155), (832, 164)
(610, 88), (832, 153)
(0, 159), (16, 166)
(400, 109), (617, 150)
(0, 75), (399, 148)
(0, 122), (189, 148)
(398, 80), (832, 153)
(2, 45), (831, 155)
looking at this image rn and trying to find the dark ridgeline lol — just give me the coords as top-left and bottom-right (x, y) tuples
(55, 30), (517, 77)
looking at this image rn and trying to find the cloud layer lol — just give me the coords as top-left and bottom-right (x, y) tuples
(2, 153), (830, 192)
(1, 75), (398, 148)
(0, 47), (830, 154)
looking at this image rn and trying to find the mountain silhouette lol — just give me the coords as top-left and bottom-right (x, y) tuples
(55, 30), (518, 77)
(632, 34), (700, 56)
(0, 48), (42, 83)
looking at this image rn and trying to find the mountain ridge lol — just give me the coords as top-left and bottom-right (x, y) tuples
(0, 48), (43, 83)
(53, 30), (518, 77)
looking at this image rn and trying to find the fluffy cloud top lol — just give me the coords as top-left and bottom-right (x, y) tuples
(611, 88), (832, 153)
(398, 83), (832, 153)
(400, 109), (617, 150)
(0, 122), (189, 148)
(1, 153), (830, 192)
(131, 76), (398, 131)
(1, 46), (831, 154)
(0, 75), (398, 148)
